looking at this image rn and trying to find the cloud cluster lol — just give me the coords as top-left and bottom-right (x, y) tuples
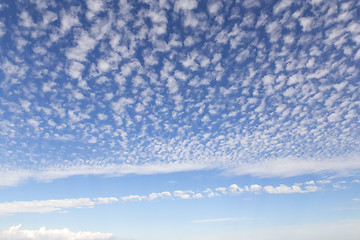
(0, 0), (359, 183)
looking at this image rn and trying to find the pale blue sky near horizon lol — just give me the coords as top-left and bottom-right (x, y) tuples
(0, 0), (360, 239)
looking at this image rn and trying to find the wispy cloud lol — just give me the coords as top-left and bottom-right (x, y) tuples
(0, 197), (118, 216)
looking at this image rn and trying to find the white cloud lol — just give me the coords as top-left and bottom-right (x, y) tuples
(227, 184), (244, 194)
(249, 184), (262, 192)
(120, 195), (146, 202)
(174, 0), (198, 12)
(147, 192), (172, 201)
(60, 11), (79, 33)
(86, 0), (104, 13)
(68, 61), (85, 79)
(173, 190), (194, 199)
(27, 118), (41, 129)
(273, 0), (293, 15)
(42, 81), (56, 92)
(0, 21), (5, 37)
(66, 31), (97, 62)
(226, 155), (360, 178)
(305, 180), (315, 185)
(309, 0), (323, 5)
(0, 198), (95, 216)
(300, 17), (314, 32)
(264, 184), (302, 194)
(0, 225), (116, 240)
(20, 100), (31, 112)
(208, 2), (222, 16)
(97, 59), (111, 72)
(167, 77), (178, 94)
(112, 97), (134, 114)
(19, 11), (35, 28)
(317, 180), (332, 184)
(266, 20), (282, 42)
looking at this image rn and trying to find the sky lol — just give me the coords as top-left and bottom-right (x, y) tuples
(0, 0), (360, 239)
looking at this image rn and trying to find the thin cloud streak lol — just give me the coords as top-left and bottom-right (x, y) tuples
(1, 154), (359, 187)
(0, 180), (332, 216)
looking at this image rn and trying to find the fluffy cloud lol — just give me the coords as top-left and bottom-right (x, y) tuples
(0, 225), (116, 240)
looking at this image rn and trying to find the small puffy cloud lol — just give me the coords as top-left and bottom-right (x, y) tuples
(42, 81), (56, 92)
(19, 11), (35, 28)
(60, 11), (79, 32)
(249, 184), (262, 192)
(97, 113), (108, 120)
(167, 77), (178, 94)
(264, 184), (303, 194)
(20, 100), (31, 112)
(0, 225), (116, 240)
(173, 190), (194, 199)
(215, 187), (227, 194)
(73, 90), (85, 100)
(273, 0), (293, 14)
(66, 31), (97, 62)
(27, 119), (41, 129)
(86, 0), (104, 13)
(112, 97), (134, 114)
(120, 195), (146, 202)
(97, 60), (111, 72)
(300, 17), (313, 32)
(305, 180), (315, 185)
(304, 185), (320, 193)
(174, 0), (198, 12)
(263, 184), (320, 194)
(208, 1), (222, 16)
(147, 192), (171, 201)
(228, 184), (244, 194)
(68, 61), (85, 79)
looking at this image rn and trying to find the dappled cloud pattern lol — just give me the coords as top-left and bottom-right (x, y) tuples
(0, 0), (360, 185)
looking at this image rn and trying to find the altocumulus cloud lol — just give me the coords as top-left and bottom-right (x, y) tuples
(0, 0), (359, 186)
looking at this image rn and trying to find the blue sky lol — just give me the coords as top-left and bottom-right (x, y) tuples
(0, 0), (360, 239)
